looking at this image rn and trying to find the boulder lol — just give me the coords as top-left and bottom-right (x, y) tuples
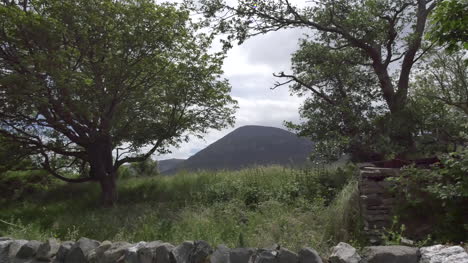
(87, 240), (112, 263)
(420, 245), (468, 263)
(123, 242), (146, 263)
(137, 241), (162, 263)
(102, 242), (132, 263)
(189, 240), (213, 263)
(210, 245), (230, 263)
(230, 248), (255, 263)
(54, 241), (74, 263)
(155, 243), (175, 263)
(16, 240), (42, 259)
(0, 240), (13, 263)
(278, 248), (298, 263)
(298, 247), (322, 263)
(65, 237), (100, 263)
(36, 238), (61, 261)
(0, 237), (12, 242)
(254, 250), (277, 263)
(172, 241), (194, 263)
(361, 246), (418, 263)
(329, 242), (361, 263)
(6, 240), (28, 263)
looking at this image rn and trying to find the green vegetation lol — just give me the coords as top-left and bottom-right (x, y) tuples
(390, 145), (468, 242)
(0, 165), (362, 254)
(0, 0), (236, 205)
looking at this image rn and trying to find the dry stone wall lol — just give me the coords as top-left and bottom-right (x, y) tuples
(2, 237), (467, 263)
(358, 166), (400, 245)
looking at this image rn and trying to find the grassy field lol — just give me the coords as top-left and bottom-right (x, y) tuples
(0, 165), (363, 254)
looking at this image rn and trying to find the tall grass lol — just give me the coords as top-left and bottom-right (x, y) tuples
(0, 165), (361, 254)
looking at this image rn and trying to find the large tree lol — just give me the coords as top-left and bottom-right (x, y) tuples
(198, 0), (439, 158)
(0, 0), (237, 205)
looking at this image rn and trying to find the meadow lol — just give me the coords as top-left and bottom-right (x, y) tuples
(0, 165), (362, 255)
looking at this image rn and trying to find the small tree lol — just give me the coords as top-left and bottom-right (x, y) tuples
(0, 0), (237, 205)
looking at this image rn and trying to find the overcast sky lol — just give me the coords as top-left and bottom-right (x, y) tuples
(155, 1), (309, 160)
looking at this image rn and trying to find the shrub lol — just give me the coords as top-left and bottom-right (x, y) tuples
(391, 146), (468, 242)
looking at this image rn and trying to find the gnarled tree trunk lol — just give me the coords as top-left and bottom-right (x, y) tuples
(88, 136), (118, 206)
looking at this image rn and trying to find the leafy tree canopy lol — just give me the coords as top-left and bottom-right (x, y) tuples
(196, 0), (438, 160)
(428, 0), (468, 52)
(0, 0), (237, 204)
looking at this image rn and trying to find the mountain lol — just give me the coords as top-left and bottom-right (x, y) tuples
(164, 125), (314, 174)
(157, 158), (185, 173)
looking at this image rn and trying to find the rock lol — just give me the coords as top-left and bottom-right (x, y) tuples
(0, 237), (12, 241)
(154, 243), (175, 263)
(102, 242), (132, 263)
(278, 248), (298, 263)
(400, 238), (415, 246)
(230, 248), (255, 263)
(122, 242), (146, 263)
(137, 241), (162, 263)
(210, 245), (230, 263)
(65, 237), (100, 263)
(16, 240), (42, 259)
(36, 238), (60, 261)
(189, 240), (213, 263)
(87, 240), (112, 263)
(298, 247), (321, 263)
(361, 246), (418, 263)
(329, 242), (361, 263)
(172, 241), (194, 263)
(254, 250), (277, 263)
(420, 245), (468, 263)
(7, 240), (28, 262)
(0, 240), (14, 263)
(54, 241), (74, 263)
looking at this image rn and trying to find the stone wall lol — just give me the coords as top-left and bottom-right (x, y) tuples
(358, 166), (400, 245)
(2, 237), (467, 263)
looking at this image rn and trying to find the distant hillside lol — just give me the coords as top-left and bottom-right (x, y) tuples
(164, 125), (314, 174)
(158, 158), (185, 173)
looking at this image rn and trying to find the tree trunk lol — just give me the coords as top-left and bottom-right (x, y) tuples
(88, 135), (118, 206)
(99, 172), (118, 206)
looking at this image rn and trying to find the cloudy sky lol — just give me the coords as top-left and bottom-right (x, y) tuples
(156, 1), (310, 160)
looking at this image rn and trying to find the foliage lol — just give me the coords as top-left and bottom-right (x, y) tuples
(428, 0), (468, 52)
(0, 0), (236, 204)
(390, 146), (468, 242)
(0, 169), (54, 202)
(0, 165), (359, 254)
(197, 0), (439, 160)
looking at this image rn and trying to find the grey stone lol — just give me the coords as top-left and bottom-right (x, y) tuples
(230, 248), (255, 263)
(0, 240), (14, 263)
(122, 242), (146, 263)
(8, 240), (29, 262)
(102, 242), (132, 263)
(277, 248), (298, 263)
(210, 245), (230, 263)
(36, 238), (60, 261)
(361, 246), (418, 263)
(87, 241), (112, 263)
(329, 242), (361, 263)
(254, 250), (277, 263)
(16, 240), (42, 259)
(137, 241), (162, 263)
(65, 238), (100, 263)
(54, 241), (74, 263)
(172, 241), (194, 263)
(420, 245), (468, 263)
(0, 237), (12, 241)
(155, 243), (175, 263)
(189, 240), (213, 263)
(298, 247), (322, 263)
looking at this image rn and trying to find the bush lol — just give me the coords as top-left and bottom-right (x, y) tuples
(0, 170), (54, 202)
(391, 147), (468, 242)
